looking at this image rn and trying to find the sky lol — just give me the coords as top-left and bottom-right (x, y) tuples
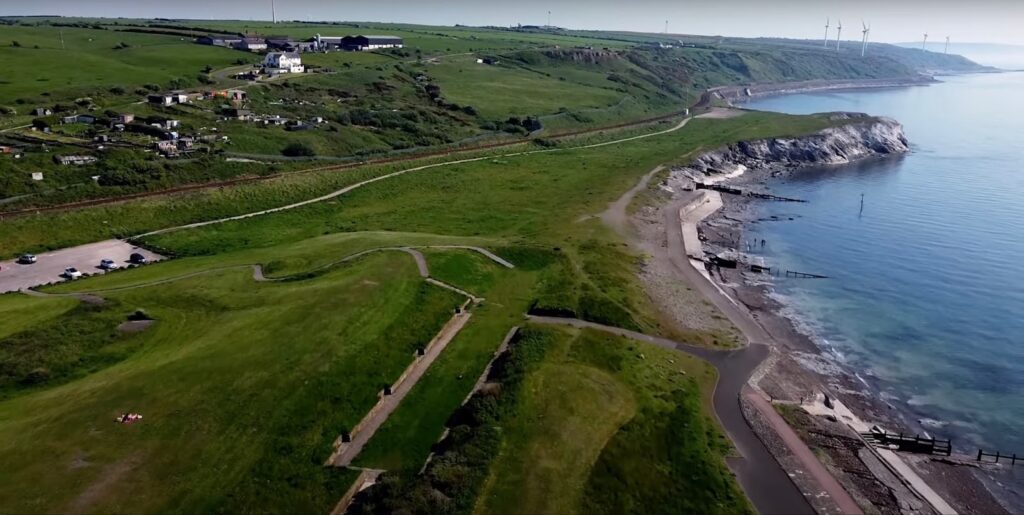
(3, 0), (1024, 46)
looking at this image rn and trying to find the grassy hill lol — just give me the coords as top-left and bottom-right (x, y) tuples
(0, 108), (860, 513)
(0, 15), (986, 515)
(0, 17), (986, 211)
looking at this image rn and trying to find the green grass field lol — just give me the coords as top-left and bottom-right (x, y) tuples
(0, 26), (249, 105)
(428, 55), (625, 119)
(0, 27), (873, 510)
(474, 326), (750, 515)
(0, 236), (472, 513)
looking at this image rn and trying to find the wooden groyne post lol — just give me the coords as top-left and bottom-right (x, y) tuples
(977, 449), (1019, 466)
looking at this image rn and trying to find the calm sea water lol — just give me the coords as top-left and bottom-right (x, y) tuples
(742, 72), (1024, 453)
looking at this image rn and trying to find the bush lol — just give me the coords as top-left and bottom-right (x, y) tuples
(281, 142), (316, 157)
(108, 86), (127, 95)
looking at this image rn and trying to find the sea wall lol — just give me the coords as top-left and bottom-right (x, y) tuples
(684, 114), (909, 177)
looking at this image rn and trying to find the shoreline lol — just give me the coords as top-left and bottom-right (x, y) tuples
(691, 153), (1021, 513)
(711, 76), (939, 104)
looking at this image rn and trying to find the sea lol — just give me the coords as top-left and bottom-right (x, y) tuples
(740, 71), (1024, 455)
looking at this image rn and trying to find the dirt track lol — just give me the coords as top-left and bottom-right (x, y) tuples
(133, 117), (693, 240)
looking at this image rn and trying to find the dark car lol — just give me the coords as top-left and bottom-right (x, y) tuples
(129, 253), (148, 265)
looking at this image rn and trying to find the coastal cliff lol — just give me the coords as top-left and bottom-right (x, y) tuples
(684, 113), (909, 177)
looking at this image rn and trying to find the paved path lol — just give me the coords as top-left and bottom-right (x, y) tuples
(132, 117), (692, 240)
(745, 388), (864, 515)
(671, 193), (772, 342)
(526, 315), (813, 515)
(329, 309), (473, 467)
(662, 188), (870, 513)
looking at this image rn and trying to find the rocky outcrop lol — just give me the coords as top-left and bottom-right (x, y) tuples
(685, 113), (909, 176)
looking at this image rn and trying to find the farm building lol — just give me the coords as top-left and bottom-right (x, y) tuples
(342, 35), (404, 51)
(197, 35), (242, 47)
(263, 52), (305, 74)
(0, 146), (14, 154)
(309, 35), (346, 51)
(234, 37), (268, 52)
(33, 107), (53, 117)
(116, 113), (135, 124)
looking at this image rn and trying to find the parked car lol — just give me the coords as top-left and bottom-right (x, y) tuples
(62, 267), (83, 279)
(99, 259), (119, 270)
(129, 253), (148, 265)
(18, 254), (37, 264)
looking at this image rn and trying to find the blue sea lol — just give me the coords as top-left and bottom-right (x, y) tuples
(741, 72), (1024, 454)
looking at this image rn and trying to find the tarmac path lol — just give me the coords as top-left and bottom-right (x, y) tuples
(525, 315), (814, 515)
(659, 189), (864, 513)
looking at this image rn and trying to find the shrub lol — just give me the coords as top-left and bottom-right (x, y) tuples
(281, 142), (316, 157)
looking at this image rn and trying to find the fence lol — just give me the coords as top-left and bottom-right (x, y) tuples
(860, 430), (952, 456)
(977, 449), (1020, 465)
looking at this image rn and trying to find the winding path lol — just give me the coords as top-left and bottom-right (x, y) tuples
(661, 189), (862, 513)
(28, 245), (512, 297)
(132, 117), (692, 239)
(525, 315), (813, 515)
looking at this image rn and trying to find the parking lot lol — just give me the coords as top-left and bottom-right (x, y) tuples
(0, 240), (163, 294)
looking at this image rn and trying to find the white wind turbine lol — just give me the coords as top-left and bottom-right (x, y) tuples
(922, 33), (929, 50)
(823, 17), (831, 48)
(945, 36), (950, 54)
(860, 21), (870, 57)
(835, 20), (843, 51)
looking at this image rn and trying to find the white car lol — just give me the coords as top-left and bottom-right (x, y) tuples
(99, 259), (119, 270)
(62, 267), (83, 279)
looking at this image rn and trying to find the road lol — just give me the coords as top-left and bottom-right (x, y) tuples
(0, 240), (162, 294)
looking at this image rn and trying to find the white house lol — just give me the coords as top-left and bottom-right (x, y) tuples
(263, 52), (304, 74)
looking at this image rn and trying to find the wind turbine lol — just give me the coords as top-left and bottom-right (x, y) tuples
(823, 17), (830, 48)
(835, 19), (842, 51)
(860, 21), (870, 57)
(271, 0), (276, 24)
(944, 36), (950, 54)
(922, 33), (928, 51)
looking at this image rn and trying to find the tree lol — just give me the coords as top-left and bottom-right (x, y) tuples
(281, 142), (316, 157)
(11, 40), (21, 47)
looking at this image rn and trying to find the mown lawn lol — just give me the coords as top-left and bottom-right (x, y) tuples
(474, 326), (751, 515)
(0, 246), (463, 513)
